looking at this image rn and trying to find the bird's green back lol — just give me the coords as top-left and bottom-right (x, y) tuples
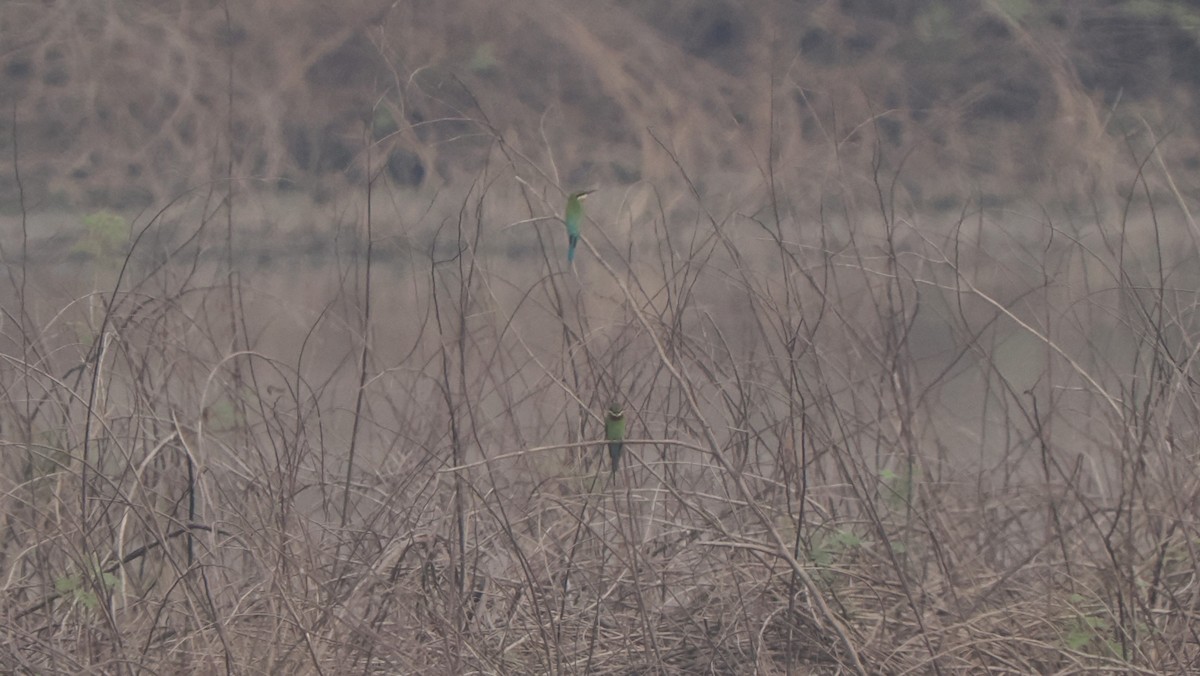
(565, 191), (588, 236)
(604, 408), (626, 441)
(564, 190), (592, 265)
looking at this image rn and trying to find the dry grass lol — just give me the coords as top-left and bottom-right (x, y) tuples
(4, 109), (1200, 674)
(5, 3), (1200, 674)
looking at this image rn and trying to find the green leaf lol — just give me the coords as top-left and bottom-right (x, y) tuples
(372, 106), (398, 139)
(55, 575), (80, 595)
(1065, 624), (1092, 650)
(834, 530), (862, 548)
(205, 398), (240, 432)
(78, 590), (99, 610)
(810, 542), (832, 567)
(80, 210), (128, 258)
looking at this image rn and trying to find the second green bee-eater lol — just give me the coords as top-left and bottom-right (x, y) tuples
(604, 403), (626, 475)
(564, 190), (593, 264)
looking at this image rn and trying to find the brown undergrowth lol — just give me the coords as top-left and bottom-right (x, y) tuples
(5, 2), (1200, 674)
(3, 105), (1200, 672)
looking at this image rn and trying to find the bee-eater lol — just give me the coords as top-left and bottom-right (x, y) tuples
(564, 190), (593, 264)
(604, 403), (626, 475)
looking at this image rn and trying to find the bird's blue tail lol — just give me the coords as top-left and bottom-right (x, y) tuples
(568, 235), (578, 264)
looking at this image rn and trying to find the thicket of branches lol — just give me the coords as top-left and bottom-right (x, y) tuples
(5, 2), (1200, 674)
(4, 89), (1200, 671)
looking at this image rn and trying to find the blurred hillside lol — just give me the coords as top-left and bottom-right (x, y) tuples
(2, 0), (1200, 211)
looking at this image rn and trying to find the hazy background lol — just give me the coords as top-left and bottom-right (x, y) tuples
(4, 1), (1200, 212)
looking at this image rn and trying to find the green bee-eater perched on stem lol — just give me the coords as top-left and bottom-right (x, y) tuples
(604, 403), (626, 475)
(564, 190), (593, 264)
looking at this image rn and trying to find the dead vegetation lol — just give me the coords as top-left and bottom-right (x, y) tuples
(5, 1), (1200, 674)
(4, 116), (1200, 671)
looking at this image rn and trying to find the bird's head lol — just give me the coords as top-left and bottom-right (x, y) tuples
(607, 403), (624, 418)
(570, 189), (595, 202)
